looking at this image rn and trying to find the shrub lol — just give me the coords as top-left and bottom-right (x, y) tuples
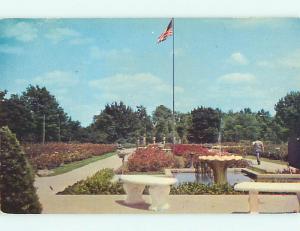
(170, 182), (238, 195)
(24, 143), (117, 169)
(127, 146), (175, 172)
(0, 126), (42, 213)
(58, 168), (125, 195)
(276, 167), (300, 174)
(171, 144), (210, 156)
(59, 168), (241, 195)
(223, 142), (288, 161)
(227, 159), (251, 168)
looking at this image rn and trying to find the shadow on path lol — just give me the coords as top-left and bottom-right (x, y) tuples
(115, 200), (150, 211)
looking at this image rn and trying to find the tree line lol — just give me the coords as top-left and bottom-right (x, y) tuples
(1, 85), (299, 144)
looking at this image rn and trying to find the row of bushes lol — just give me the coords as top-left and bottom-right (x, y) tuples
(125, 144), (249, 172)
(24, 143), (117, 169)
(171, 144), (210, 156)
(58, 168), (240, 195)
(170, 182), (238, 195)
(222, 142), (288, 161)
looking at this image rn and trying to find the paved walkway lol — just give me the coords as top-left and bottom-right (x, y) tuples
(246, 158), (289, 173)
(41, 194), (299, 214)
(35, 148), (134, 197)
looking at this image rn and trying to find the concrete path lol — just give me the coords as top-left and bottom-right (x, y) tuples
(35, 148), (135, 197)
(246, 158), (289, 173)
(41, 194), (299, 214)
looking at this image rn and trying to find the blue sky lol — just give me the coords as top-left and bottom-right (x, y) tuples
(1, 18), (300, 126)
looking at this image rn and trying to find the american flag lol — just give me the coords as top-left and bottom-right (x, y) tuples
(157, 19), (173, 43)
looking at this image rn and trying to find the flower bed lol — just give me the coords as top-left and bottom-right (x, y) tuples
(222, 142), (288, 161)
(58, 168), (125, 195)
(58, 168), (241, 195)
(24, 143), (117, 169)
(171, 144), (210, 156)
(170, 182), (239, 195)
(127, 146), (175, 172)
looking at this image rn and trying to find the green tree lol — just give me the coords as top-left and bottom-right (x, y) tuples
(20, 85), (70, 142)
(135, 105), (153, 142)
(176, 112), (191, 143)
(223, 110), (261, 142)
(0, 93), (36, 142)
(152, 105), (175, 142)
(275, 91), (300, 137)
(188, 107), (221, 143)
(91, 102), (140, 143)
(0, 126), (42, 213)
(0, 85), (83, 143)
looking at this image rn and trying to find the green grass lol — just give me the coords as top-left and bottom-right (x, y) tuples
(246, 165), (268, 174)
(245, 155), (288, 165)
(46, 152), (116, 176)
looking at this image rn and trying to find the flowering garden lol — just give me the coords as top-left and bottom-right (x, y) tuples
(59, 143), (251, 196)
(23, 142), (117, 169)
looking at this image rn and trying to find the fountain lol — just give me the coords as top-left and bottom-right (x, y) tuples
(198, 117), (243, 184)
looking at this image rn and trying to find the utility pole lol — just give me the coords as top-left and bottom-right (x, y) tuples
(57, 114), (61, 142)
(42, 114), (45, 145)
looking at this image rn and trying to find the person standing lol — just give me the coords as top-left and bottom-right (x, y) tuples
(252, 140), (264, 165)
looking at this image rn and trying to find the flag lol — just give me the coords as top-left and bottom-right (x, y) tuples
(157, 19), (173, 43)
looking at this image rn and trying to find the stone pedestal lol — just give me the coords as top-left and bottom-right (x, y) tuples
(248, 190), (259, 213)
(149, 185), (171, 211)
(123, 183), (145, 204)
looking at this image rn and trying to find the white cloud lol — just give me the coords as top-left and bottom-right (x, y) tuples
(0, 44), (23, 55)
(229, 52), (249, 65)
(257, 49), (300, 69)
(15, 70), (79, 87)
(45, 27), (80, 43)
(34, 70), (79, 86)
(88, 73), (184, 107)
(278, 50), (300, 68)
(218, 73), (256, 83)
(3, 22), (38, 42)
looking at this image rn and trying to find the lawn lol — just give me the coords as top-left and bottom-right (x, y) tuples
(46, 152), (116, 176)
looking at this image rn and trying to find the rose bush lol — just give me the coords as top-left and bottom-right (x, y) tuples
(127, 146), (175, 172)
(24, 143), (117, 169)
(171, 144), (210, 156)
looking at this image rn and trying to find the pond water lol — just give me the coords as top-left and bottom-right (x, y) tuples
(173, 171), (254, 186)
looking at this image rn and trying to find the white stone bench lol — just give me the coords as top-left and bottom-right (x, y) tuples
(119, 175), (177, 211)
(234, 182), (300, 213)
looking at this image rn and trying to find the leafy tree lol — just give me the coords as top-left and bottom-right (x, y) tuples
(188, 107), (221, 143)
(0, 126), (42, 213)
(0, 86), (83, 143)
(20, 85), (70, 142)
(222, 110), (261, 142)
(91, 102), (140, 143)
(0, 94), (35, 142)
(176, 112), (191, 143)
(152, 105), (175, 142)
(135, 105), (153, 142)
(275, 91), (300, 137)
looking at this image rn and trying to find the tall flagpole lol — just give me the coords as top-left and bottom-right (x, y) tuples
(172, 18), (175, 145)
